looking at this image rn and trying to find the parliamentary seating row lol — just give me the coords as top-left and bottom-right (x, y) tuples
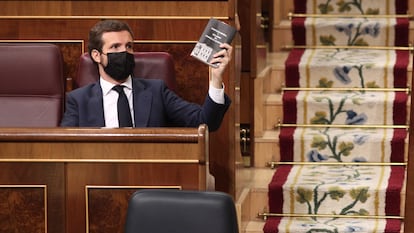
(0, 43), (210, 233)
(0, 43), (176, 127)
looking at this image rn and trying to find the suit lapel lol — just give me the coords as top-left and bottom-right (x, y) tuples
(132, 79), (152, 127)
(87, 83), (105, 127)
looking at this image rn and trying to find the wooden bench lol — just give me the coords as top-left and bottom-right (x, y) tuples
(0, 125), (208, 233)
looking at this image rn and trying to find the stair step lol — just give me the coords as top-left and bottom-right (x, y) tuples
(264, 52), (289, 94)
(264, 94), (282, 131)
(271, 20), (292, 51)
(291, 17), (409, 47)
(265, 51), (413, 94)
(236, 168), (276, 232)
(254, 128), (409, 166)
(268, 165), (406, 216)
(263, 217), (403, 233)
(272, 19), (414, 54)
(254, 130), (279, 167)
(244, 220), (265, 233)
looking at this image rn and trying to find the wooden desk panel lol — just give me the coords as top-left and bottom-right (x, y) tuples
(0, 163), (65, 233)
(0, 126), (208, 233)
(0, 186), (46, 232)
(67, 163), (203, 233)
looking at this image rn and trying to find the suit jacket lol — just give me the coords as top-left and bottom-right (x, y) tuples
(60, 78), (231, 132)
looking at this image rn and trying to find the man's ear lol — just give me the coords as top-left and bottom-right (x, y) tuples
(91, 49), (101, 63)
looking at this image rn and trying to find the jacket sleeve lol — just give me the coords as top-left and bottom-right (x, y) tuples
(160, 81), (231, 132)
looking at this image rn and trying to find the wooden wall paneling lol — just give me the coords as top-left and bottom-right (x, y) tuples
(209, 0), (238, 196)
(0, 19), (218, 41)
(122, 19), (212, 41)
(254, 0), (268, 75)
(0, 163), (65, 233)
(0, 19), (94, 39)
(66, 163), (204, 233)
(238, 0), (267, 75)
(57, 42), (84, 91)
(86, 186), (180, 233)
(237, 0), (254, 168)
(0, 186), (46, 233)
(237, 0), (269, 169)
(233, 20), (245, 199)
(262, 0), (273, 50)
(0, 1), (230, 17)
(212, 61), (237, 195)
(135, 43), (209, 105)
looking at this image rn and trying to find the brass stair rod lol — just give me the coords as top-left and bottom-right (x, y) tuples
(267, 161), (407, 167)
(288, 12), (413, 19)
(258, 212), (404, 220)
(281, 87), (411, 93)
(277, 123), (409, 129)
(283, 44), (414, 51)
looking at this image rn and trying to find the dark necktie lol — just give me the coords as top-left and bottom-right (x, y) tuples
(112, 85), (133, 127)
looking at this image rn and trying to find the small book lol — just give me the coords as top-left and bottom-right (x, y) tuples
(191, 18), (237, 68)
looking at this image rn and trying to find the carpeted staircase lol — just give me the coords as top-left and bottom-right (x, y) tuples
(263, 0), (411, 232)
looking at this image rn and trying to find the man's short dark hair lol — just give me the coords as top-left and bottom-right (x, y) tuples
(88, 20), (134, 58)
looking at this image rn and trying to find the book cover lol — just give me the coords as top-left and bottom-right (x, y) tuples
(191, 18), (237, 68)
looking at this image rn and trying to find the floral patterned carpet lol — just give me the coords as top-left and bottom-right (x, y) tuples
(264, 0), (410, 232)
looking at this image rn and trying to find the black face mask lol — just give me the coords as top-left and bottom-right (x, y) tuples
(103, 51), (135, 81)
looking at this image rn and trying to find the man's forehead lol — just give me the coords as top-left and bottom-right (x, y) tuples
(102, 31), (133, 44)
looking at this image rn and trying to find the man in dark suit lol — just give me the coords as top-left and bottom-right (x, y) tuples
(60, 20), (232, 131)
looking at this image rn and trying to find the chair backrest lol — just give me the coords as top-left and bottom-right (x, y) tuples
(124, 189), (239, 233)
(74, 52), (176, 91)
(0, 43), (65, 127)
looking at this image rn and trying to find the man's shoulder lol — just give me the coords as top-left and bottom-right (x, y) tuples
(132, 77), (165, 89)
(68, 82), (100, 96)
(132, 77), (163, 84)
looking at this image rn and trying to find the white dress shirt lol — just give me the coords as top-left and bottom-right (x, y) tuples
(100, 76), (134, 128)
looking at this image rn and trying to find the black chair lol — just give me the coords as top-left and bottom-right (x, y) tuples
(124, 189), (239, 233)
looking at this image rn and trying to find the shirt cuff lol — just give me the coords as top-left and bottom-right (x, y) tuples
(208, 82), (225, 104)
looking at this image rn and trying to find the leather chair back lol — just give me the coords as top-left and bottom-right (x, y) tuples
(124, 189), (239, 233)
(74, 52), (176, 91)
(0, 43), (65, 127)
